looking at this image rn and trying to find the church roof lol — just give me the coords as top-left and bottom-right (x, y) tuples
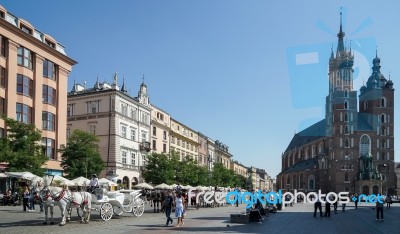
(281, 158), (318, 174)
(285, 119), (326, 152)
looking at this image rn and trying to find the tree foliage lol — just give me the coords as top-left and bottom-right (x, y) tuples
(0, 117), (47, 176)
(59, 129), (104, 179)
(143, 151), (242, 187)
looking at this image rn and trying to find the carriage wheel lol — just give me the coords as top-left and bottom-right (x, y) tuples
(100, 203), (114, 221)
(76, 207), (83, 218)
(113, 206), (124, 216)
(132, 198), (144, 217)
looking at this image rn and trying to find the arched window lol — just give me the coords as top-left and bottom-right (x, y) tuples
(360, 135), (371, 157)
(344, 100), (348, 109)
(381, 114), (386, 123)
(363, 101), (368, 111)
(381, 139), (386, 149)
(380, 97), (386, 107)
(344, 89), (348, 97)
(308, 175), (315, 190)
(344, 125), (349, 135)
(344, 138), (349, 148)
(344, 172), (349, 182)
(381, 126), (386, 136)
(344, 113), (348, 122)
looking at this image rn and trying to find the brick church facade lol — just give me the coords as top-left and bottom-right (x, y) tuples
(277, 14), (396, 196)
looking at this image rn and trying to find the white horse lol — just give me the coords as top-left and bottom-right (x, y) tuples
(35, 176), (92, 225)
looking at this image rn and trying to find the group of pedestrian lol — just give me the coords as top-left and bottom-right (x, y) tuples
(163, 189), (186, 228)
(313, 194), (346, 218)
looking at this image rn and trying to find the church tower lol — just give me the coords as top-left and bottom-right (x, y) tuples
(324, 10), (359, 192)
(325, 10), (358, 143)
(138, 75), (150, 106)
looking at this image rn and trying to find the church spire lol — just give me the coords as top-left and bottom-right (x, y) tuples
(336, 8), (345, 55)
(94, 75), (100, 90)
(121, 76), (127, 93)
(71, 78), (76, 93)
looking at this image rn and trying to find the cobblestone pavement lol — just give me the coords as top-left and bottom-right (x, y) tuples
(0, 202), (399, 234)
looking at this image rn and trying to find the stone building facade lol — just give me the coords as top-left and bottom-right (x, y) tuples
(277, 14), (396, 195)
(67, 76), (151, 189)
(0, 5), (76, 175)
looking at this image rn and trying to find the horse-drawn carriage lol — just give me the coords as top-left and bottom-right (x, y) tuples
(76, 188), (145, 221)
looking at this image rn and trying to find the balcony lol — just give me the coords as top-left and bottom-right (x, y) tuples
(140, 142), (151, 152)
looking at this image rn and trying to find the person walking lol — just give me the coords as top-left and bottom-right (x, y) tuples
(164, 191), (174, 226)
(22, 186), (30, 212)
(324, 197), (331, 217)
(175, 191), (184, 227)
(353, 193), (358, 209)
(385, 195), (391, 209)
(313, 196), (323, 217)
(376, 196), (384, 221)
(333, 197), (338, 214)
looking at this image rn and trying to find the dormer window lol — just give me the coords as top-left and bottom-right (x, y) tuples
(20, 24), (32, 35)
(45, 39), (55, 48)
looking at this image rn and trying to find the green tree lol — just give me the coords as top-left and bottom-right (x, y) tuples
(235, 174), (247, 189)
(0, 117), (47, 176)
(143, 153), (171, 184)
(59, 129), (104, 179)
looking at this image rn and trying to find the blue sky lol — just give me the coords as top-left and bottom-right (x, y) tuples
(2, 0), (399, 178)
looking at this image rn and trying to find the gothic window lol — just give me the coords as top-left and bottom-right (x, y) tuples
(360, 135), (371, 157)
(381, 139), (386, 149)
(344, 100), (348, 109)
(308, 175), (315, 190)
(344, 113), (348, 122)
(344, 89), (348, 97)
(381, 126), (386, 136)
(363, 101), (368, 111)
(344, 125), (349, 135)
(344, 138), (349, 148)
(380, 114), (386, 123)
(380, 97), (386, 107)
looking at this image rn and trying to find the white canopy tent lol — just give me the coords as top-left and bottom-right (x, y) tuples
(71, 176), (90, 186)
(134, 182), (154, 190)
(6, 172), (39, 180)
(98, 178), (117, 186)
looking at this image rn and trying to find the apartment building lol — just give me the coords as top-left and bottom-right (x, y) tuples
(0, 5), (76, 175)
(170, 118), (199, 161)
(150, 105), (170, 154)
(67, 76), (151, 189)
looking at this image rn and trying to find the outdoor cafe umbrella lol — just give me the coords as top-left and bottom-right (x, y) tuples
(154, 183), (171, 190)
(134, 182), (154, 190)
(6, 172), (39, 180)
(98, 178), (117, 186)
(52, 175), (75, 186)
(71, 176), (90, 186)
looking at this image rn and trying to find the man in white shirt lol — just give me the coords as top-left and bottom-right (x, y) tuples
(89, 174), (99, 192)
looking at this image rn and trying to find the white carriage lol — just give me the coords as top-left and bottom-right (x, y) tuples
(77, 188), (145, 221)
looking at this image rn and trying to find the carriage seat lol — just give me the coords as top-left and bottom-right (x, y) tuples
(107, 191), (120, 199)
(94, 188), (107, 201)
